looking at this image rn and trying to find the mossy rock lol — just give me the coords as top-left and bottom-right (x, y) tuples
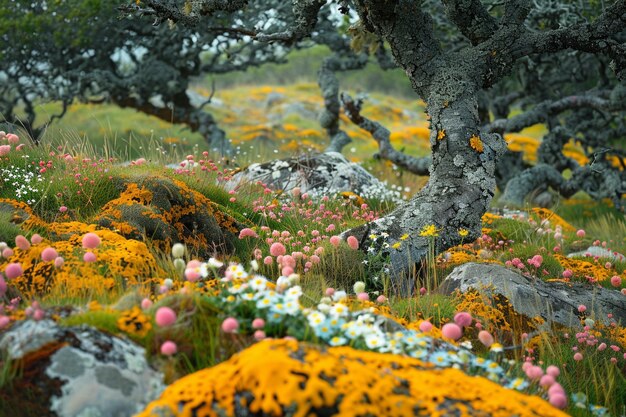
(94, 175), (245, 258)
(138, 339), (567, 417)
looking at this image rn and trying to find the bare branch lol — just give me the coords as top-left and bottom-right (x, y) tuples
(441, 0), (499, 45)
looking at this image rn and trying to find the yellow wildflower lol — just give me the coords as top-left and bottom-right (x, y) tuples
(458, 228), (469, 237)
(419, 224), (440, 237)
(437, 130), (446, 141)
(469, 134), (484, 153)
(117, 307), (152, 338)
(400, 233), (409, 240)
(391, 242), (402, 249)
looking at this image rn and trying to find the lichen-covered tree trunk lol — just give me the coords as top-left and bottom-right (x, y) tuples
(345, 78), (506, 294)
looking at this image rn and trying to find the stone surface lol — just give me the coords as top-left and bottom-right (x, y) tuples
(567, 246), (626, 262)
(225, 152), (402, 202)
(0, 319), (163, 417)
(439, 263), (626, 328)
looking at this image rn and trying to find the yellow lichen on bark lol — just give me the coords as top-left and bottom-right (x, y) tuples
(138, 339), (568, 417)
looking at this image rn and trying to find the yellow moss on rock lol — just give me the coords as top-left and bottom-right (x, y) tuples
(138, 339), (567, 417)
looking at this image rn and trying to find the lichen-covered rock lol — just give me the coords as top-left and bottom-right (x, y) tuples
(95, 176), (243, 258)
(439, 263), (626, 329)
(137, 339), (566, 417)
(567, 246), (626, 263)
(0, 319), (163, 417)
(225, 152), (401, 202)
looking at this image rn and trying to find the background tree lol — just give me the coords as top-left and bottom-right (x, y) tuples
(140, 0), (626, 293)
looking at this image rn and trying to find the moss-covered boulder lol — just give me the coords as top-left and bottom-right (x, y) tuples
(95, 176), (243, 258)
(138, 339), (567, 417)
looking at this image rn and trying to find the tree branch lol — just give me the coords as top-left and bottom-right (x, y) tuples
(441, 0), (499, 45)
(341, 93), (431, 175)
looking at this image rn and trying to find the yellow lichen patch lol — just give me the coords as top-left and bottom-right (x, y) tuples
(469, 134), (484, 153)
(531, 208), (576, 233)
(554, 254), (612, 282)
(505, 134), (539, 163)
(562, 139), (589, 166)
(437, 129), (446, 141)
(137, 339), (567, 417)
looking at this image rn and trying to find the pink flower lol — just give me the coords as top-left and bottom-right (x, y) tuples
(155, 307), (177, 327)
(419, 287), (427, 296)
(562, 269), (573, 279)
(329, 236), (341, 247)
(540, 374), (555, 387)
(15, 235), (30, 250)
(577, 305), (587, 313)
(281, 266), (294, 276)
(83, 251), (97, 262)
(30, 234), (43, 244)
(0, 145), (11, 156)
(263, 256), (273, 265)
(419, 321), (433, 333)
(549, 394), (567, 409)
(573, 352), (583, 361)
(54, 257), (64, 268)
(548, 382), (564, 396)
(346, 236), (359, 250)
(441, 323), (463, 340)
(141, 298), (153, 309)
(160, 340), (177, 356)
(221, 317), (239, 333)
(525, 365), (543, 380)
(610, 275), (622, 287)
(325, 288), (335, 296)
(252, 318), (265, 329)
(546, 365), (560, 377)
(59, 206), (68, 213)
(270, 242), (286, 257)
(238, 228), (258, 239)
(6, 133), (19, 144)
(254, 330), (266, 340)
(2, 248), (14, 258)
(477, 330), (494, 347)
(82, 232), (101, 249)
(357, 292), (369, 301)
(41, 247), (58, 262)
(185, 268), (201, 282)
(0, 316), (10, 329)
(576, 229), (586, 238)
(376, 295), (387, 303)
(453, 312), (472, 327)
(4, 263), (23, 279)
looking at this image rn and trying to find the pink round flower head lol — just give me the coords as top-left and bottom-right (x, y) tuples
(281, 266), (294, 276)
(546, 365), (560, 377)
(221, 317), (239, 333)
(419, 287), (427, 296)
(577, 305), (587, 313)
(30, 234), (43, 245)
(0, 316), (10, 329)
(252, 318), (265, 329)
(573, 352), (583, 361)
(478, 330), (494, 347)
(160, 340), (177, 356)
(185, 268), (201, 282)
(238, 228), (258, 239)
(82, 233), (101, 249)
(562, 269), (573, 279)
(576, 229), (586, 238)
(329, 235), (341, 247)
(254, 330), (266, 340)
(6, 133), (19, 144)
(5, 263), (23, 279)
(610, 275), (622, 287)
(549, 393), (567, 409)
(83, 251), (97, 262)
(325, 287), (335, 296)
(263, 256), (273, 265)
(186, 259), (202, 269)
(0, 145), (10, 156)
(540, 374), (555, 388)
(346, 235), (359, 250)
(376, 295), (387, 303)
(15, 235), (30, 251)
(270, 242), (286, 257)
(526, 365), (543, 380)
(59, 206), (68, 213)
(155, 307), (177, 327)
(33, 309), (45, 321)
(419, 320), (433, 333)
(141, 298), (153, 310)
(548, 383), (564, 396)
(54, 256), (64, 268)
(453, 312), (473, 328)
(441, 323), (463, 340)
(357, 292), (369, 301)
(2, 248), (14, 258)
(41, 247), (58, 262)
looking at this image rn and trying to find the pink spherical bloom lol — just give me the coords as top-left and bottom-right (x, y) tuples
(310, 255), (320, 264)
(577, 305), (587, 313)
(160, 340), (178, 356)
(0, 145), (10, 156)
(33, 309), (45, 321)
(419, 321), (433, 333)
(83, 251), (97, 262)
(573, 352), (583, 361)
(185, 268), (201, 282)
(263, 256), (273, 265)
(546, 365), (560, 377)
(252, 318), (265, 329)
(59, 206), (68, 213)
(0, 316), (10, 329)
(221, 317), (239, 333)
(419, 287), (427, 296)
(521, 361), (533, 372)
(41, 247), (58, 262)
(238, 228), (258, 239)
(346, 236), (359, 250)
(82, 232), (101, 249)
(597, 342), (607, 351)
(15, 235), (31, 251)
(453, 312), (472, 328)
(4, 263), (23, 279)
(141, 298), (153, 310)
(186, 259), (202, 269)
(159, 285), (169, 294)
(441, 323), (463, 340)
(562, 269), (573, 279)
(376, 295), (387, 304)
(548, 383), (565, 396)
(254, 330), (266, 340)
(329, 236), (341, 247)
(282, 255), (296, 268)
(270, 242), (286, 257)
(540, 374), (555, 387)
(30, 234), (43, 245)
(2, 248), (14, 258)
(549, 393), (568, 409)
(576, 229), (586, 238)
(155, 307), (177, 327)
(610, 275), (622, 287)
(622, 288), (626, 296)
(325, 288), (335, 297)
(357, 292), (369, 301)
(282, 266), (294, 276)
(526, 365), (543, 380)
(6, 133), (19, 144)
(478, 330), (494, 347)
(54, 256), (64, 268)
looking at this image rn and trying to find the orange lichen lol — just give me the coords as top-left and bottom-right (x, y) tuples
(469, 134), (484, 153)
(437, 129), (446, 141)
(138, 339), (567, 417)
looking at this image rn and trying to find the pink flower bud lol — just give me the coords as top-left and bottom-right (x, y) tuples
(155, 307), (177, 327)
(221, 317), (239, 333)
(160, 340), (177, 355)
(441, 323), (463, 340)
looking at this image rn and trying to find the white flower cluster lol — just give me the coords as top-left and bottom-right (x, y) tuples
(0, 165), (43, 205)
